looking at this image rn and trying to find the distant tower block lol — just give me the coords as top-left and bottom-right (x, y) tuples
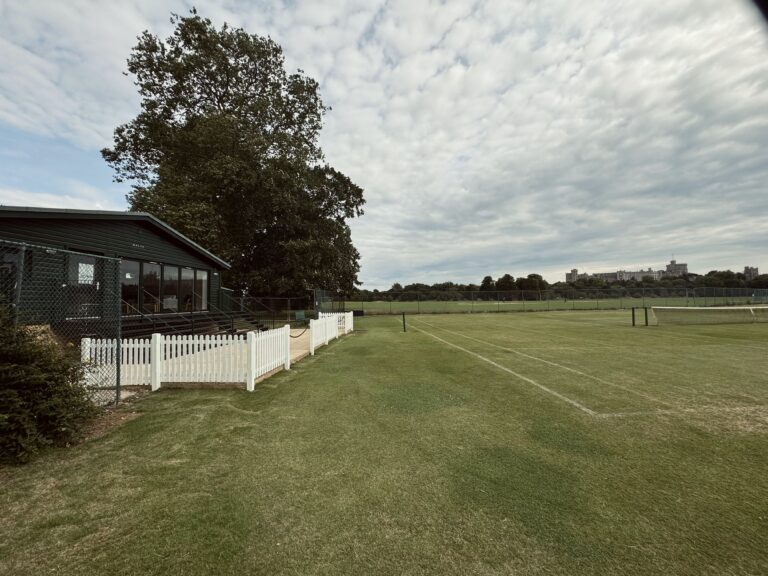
(665, 260), (688, 277)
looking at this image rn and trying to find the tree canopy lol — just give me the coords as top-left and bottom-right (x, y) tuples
(102, 10), (364, 295)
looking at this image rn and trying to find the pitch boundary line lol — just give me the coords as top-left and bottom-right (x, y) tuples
(405, 320), (766, 419)
(413, 318), (676, 408)
(408, 323), (598, 416)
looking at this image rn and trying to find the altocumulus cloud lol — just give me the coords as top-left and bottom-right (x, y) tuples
(0, 0), (766, 286)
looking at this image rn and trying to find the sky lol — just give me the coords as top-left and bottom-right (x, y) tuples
(1, 0), (767, 288)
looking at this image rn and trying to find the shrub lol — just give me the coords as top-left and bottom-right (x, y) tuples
(0, 308), (98, 463)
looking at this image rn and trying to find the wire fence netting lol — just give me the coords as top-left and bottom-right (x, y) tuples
(1, 239), (121, 405)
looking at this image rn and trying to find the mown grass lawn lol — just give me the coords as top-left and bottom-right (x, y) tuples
(1, 313), (767, 575)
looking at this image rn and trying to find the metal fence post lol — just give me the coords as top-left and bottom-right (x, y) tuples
(246, 331), (256, 391)
(13, 246), (26, 325)
(150, 333), (163, 391)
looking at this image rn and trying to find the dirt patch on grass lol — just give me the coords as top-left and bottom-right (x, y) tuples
(83, 392), (148, 442)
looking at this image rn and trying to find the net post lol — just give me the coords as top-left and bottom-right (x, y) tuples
(631, 307), (636, 326)
(644, 307), (649, 326)
(402, 312), (406, 332)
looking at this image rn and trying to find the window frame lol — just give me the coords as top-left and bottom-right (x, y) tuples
(119, 258), (211, 316)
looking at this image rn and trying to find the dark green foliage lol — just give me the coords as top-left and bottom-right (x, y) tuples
(0, 309), (97, 463)
(102, 10), (364, 295)
(516, 273), (548, 291)
(495, 273), (515, 291)
(479, 275), (495, 291)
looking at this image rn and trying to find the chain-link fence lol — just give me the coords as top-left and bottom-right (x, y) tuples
(1, 239), (121, 405)
(342, 287), (760, 315)
(218, 291), (313, 329)
(313, 289), (346, 314)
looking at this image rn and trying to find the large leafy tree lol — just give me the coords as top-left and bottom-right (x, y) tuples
(479, 276), (496, 291)
(102, 10), (364, 295)
(495, 274), (515, 292)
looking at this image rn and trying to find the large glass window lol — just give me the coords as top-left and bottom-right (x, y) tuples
(180, 268), (194, 312)
(195, 270), (208, 311)
(120, 260), (140, 315)
(142, 263), (161, 314)
(162, 266), (179, 312)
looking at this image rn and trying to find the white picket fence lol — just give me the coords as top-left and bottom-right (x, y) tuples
(81, 325), (291, 392)
(81, 315), (354, 393)
(319, 311), (354, 335)
(310, 312), (353, 355)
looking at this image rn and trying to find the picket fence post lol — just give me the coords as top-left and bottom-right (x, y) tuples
(284, 324), (291, 370)
(246, 331), (256, 392)
(325, 317), (330, 345)
(150, 333), (163, 391)
(309, 320), (315, 356)
(81, 337), (91, 363)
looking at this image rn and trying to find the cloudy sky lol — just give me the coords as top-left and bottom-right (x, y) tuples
(1, 0), (767, 287)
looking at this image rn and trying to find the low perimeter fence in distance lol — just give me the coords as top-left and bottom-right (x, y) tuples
(341, 287), (762, 315)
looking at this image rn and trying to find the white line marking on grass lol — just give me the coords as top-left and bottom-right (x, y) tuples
(597, 410), (680, 418)
(409, 324), (598, 416)
(407, 319), (765, 420)
(413, 319), (677, 409)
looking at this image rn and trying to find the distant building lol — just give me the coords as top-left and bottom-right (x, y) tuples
(665, 260), (688, 277)
(566, 261), (687, 284)
(617, 268), (662, 282)
(744, 266), (759, 280)
(592, 271), (619, 283)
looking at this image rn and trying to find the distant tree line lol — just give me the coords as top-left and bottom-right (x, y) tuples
(351, 273), (550, 301)
(349, 270), (768, 300)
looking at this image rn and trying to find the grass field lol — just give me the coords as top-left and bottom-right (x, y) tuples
(2, 311), (767, 575)
(345, 296), (755, 314)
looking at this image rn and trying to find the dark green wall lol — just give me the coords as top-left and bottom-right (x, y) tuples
(0, 218), (215, 269)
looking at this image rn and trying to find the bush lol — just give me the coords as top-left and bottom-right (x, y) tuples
(0, 308), (98, 463)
